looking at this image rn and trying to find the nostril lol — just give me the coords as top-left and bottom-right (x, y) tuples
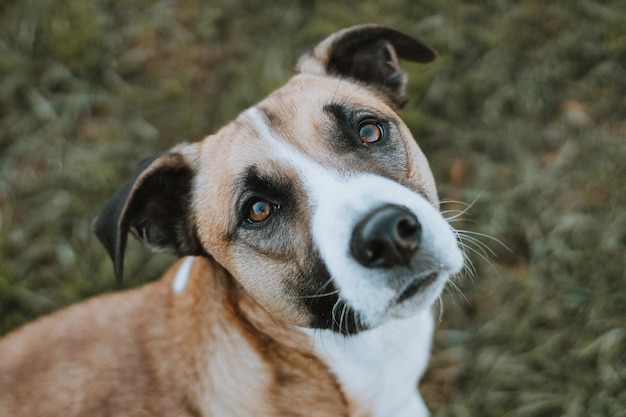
(350, 204), (422, 268)
(362, 241), (386, 266)
(397, 216), (420, 240)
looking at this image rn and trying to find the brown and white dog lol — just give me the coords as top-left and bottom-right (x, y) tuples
(0, 25), (464, 417)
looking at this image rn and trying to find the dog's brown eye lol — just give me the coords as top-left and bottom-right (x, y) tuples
(246, 199), (274, 223)
(359, 122), (383, 144)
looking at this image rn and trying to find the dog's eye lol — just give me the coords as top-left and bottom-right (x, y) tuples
(358, 122), (384, 144)
(246, 198), (275, 224)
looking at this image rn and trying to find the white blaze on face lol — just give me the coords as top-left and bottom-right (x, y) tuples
(310, 173), (463, 323)
(244, 107), (463, 327)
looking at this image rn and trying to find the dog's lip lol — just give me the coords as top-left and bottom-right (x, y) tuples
(396, 271), (439, 304)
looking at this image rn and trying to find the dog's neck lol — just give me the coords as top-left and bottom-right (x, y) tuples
(175, 256), (432, 417)
(169, 256), (351, 416)
(298, 311), (433, 417)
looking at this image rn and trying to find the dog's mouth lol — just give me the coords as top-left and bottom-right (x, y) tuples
(396, 272), (438, 304)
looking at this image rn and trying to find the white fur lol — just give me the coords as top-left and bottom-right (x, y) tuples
(309, 172), (463, 326)
(245, 106), (461, 416)
(244, 107), (463, 327)
(299, 310), (434, 417)
(172, 256), (194, 294)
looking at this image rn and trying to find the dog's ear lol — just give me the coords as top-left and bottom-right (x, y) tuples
(93, 151), (203, 284)
(297, 24), (437, 109)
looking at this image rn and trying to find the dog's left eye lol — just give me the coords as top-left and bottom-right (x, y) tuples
(358, 121), (384, 144)
(245, 198), (275, 224)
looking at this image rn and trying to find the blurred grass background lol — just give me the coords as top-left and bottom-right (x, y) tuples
(1, 0), (624, 415)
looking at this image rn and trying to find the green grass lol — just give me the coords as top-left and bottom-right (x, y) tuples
(1, 1), (625, 415)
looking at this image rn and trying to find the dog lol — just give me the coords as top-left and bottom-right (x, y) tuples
(0, 24), (464, 417)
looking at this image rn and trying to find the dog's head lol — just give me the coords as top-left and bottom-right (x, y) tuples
(94, 25), (463, 334)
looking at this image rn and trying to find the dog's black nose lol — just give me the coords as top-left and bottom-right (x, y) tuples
(350, 204), (422, 268)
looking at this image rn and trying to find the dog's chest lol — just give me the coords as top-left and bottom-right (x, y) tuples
(299, 311), (434, 417)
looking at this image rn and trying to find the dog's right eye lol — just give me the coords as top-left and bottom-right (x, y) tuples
(358, 121), (384, 144)
(245, 198), (275, 224)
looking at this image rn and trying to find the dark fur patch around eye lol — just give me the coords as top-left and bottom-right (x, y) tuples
(234, 167), (293, 223)
(323, 101), (390, 150)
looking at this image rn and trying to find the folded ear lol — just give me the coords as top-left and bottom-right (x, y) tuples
(93, 151), (203, 283)
(297, 24), (437, 109)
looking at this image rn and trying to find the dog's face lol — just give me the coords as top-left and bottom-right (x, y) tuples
(94, 25), (464, 334)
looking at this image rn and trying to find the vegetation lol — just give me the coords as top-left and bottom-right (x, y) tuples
(1, 1), (624, 415)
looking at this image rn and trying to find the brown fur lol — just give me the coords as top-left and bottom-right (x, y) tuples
(0, 25), (440, 416)
(0, 257), (349, 416)
(188, 74), (439, 326)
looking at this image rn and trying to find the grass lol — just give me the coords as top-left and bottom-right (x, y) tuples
(1, 0), (624, 415)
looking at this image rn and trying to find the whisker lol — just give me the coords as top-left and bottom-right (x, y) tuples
(458, 240), (494, 266)
(446, 279), (471, 306)
(446, 217), (478, 226)
(440, 193), (482, 216)
(439, 198), (474, 208)
(434, 296), (444, 325)
(442, 210), (468, 222)
(331, 299), (342, 330)
(344, 304), (352, 335)
(457, 233), (498, 258)
(288, 276), (338, 300)
(441, 210), (465, 223)
(457, 229), (512, 253)
(339, 303), (348, 335)
(457, 251), (478, 283)
(441, 192), (509, 276)
(291, 288), (340, 299)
